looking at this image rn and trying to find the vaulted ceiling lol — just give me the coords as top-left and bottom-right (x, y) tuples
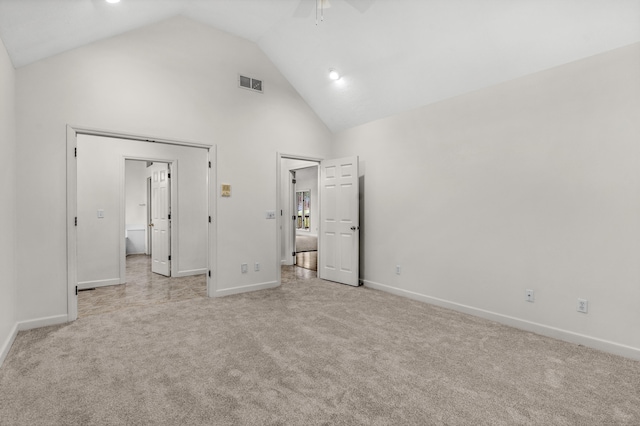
(1, 0), (639, 132)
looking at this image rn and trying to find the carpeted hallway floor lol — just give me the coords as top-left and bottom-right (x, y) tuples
(1, 266), (639, 425)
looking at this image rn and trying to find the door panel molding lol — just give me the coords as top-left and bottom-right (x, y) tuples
(319, 156), (359, 286)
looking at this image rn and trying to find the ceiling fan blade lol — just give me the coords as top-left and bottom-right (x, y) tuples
(344, 0), (374, 13)
(293, 0), (315, 18)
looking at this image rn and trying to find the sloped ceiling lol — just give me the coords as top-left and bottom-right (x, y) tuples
(1, 0), (639, 132)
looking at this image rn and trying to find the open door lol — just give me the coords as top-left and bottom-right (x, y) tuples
(319, 156), (359, 286)
(150, 163), (171, 276)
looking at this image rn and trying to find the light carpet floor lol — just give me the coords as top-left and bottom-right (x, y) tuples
(1, 266), (639, 425)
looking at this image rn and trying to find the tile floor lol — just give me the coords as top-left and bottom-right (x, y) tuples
(78, 254), (207, 318)
(281, 263), (317, 283)
(295, 251), (317, 271)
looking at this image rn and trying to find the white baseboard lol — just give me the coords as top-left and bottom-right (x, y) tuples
(1, 315), (69, 367)
(78, 278), (121, 290)
(363, 279), (640, 361)
(17, 314), (68, 331)
(0, 323), (18, 367)
(214, 281), (279, 297)
(173, 268), (208, 278)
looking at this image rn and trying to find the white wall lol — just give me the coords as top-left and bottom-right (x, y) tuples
(294, 166), (319, 236)
(125, 160), (148, 255)
(125, 160), (147, 227)
(0, 37), (17, 364)
(333, 43), (640, 358)
(77, 135), (209, 287)
(15, 16), (332, 322)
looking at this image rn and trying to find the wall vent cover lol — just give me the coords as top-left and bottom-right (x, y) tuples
(239, 74), (263, 93)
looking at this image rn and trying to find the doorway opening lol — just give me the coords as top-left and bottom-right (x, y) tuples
(67, 127), (216, 321)
(75, 158), (208, 319)
(292, 165), (319, 271)
(279, 158), (320, 269)
(125, 160), (172, 278)
(276, 153), (360, 288)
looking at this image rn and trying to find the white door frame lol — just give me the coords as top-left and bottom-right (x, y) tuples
(146, 176), (152, 255)
(290, 169), (297, 265)
(67, 125), (217, 321)
(276, 153), (322, 286)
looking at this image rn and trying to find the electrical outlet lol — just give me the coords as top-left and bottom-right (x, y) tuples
(241, 263), (248, 273)
(254, 262), (260, 272)
(396, 265), (401, 275)
(525, 289), (534, 302)
(577, 298), (588, 313)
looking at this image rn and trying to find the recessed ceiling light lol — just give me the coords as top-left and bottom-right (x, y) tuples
(328, 69), (340, 81)
(106, 0), (120, 3)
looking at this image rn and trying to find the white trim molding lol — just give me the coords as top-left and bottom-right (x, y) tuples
(0, 323), (18, 367)
(78, 278), (122, 290)
(214, 281), (279, 298)
(17, 314), (68, 332)
(173, 268), (208, 278)
(1, 315), (70, 366)
(363, 279), (640, 361)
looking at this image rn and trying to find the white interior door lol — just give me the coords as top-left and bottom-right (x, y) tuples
(319, 156), (359, 286)
(151, 163), (171, 276)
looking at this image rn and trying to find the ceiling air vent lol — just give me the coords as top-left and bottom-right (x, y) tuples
(238, 74), (263, 93)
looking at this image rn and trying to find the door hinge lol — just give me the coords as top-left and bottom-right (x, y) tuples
(208, 216), (212, 223)
(208, 270), (211, 278)
(292, 215), (296, 221)
(168, 255), (171, 261)
(292, 179), (296, 184)
(168, 173), (171, 179)
(74, 217), (77, 226)
(208, 161), (211, 168)
(75, 286), (78, 296)
(74, 147), (77, 157)
(292, 251), (295, 257)
(168, 214), (171, 220)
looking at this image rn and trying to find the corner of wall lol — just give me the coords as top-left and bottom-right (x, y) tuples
(0, 36), (18, 367)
